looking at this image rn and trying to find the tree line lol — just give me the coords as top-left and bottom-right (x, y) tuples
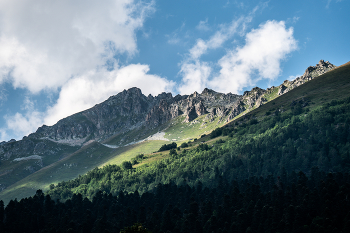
(1, 170), (350, 232)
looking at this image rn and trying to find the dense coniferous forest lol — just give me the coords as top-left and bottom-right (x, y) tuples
(1, 170), (350, 232)
(1, 87), (350, 232)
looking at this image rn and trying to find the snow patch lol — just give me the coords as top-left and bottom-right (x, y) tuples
(102, 144), (119, 149)
(101, 132), (168, 149)
(41, 136), (88, 146)
(144, 132), (169, 141)
(14, 155), (42, 162)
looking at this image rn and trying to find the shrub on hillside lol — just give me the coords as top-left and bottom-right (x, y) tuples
(169, 148), (177, 156)
(180, 142), (188, 148)
(158, 142), (177, 152)
(121, 161), (133, 170)
(210, 127), (223, 138)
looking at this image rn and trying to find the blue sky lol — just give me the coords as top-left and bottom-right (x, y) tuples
(0, 0), (349, 141)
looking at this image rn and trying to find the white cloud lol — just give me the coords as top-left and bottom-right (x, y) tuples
(178, 15), (254, 94)
(288, 74), (302, 81)
(189, 16), (252, 60)
(0, 0), (179, 140)
(178, 61), (211, 95)
(0, 129), (9, 142)
(0, 63), (174, 139)
(0, 0), (154, 93)
(293, 17), (300, 23)
(1, 97), (44, 141)
(178, 20), (297, 95)
(5, 111), (43, 140)
(196, 19), (210, 31)
(209, 20), (297, 93)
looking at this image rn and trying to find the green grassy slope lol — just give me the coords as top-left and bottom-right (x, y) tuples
(0, 139), (170, 204)
(240, 61), (350, 120)
(0, 142), (111, 202)
(0, 139), (78, 191)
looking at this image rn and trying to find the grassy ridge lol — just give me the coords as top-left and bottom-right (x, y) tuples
(0, 139), (78, 192)
(244, 61), (350, 119)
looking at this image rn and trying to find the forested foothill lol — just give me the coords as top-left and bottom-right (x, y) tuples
(1, 170), (350, 232)
(1, 95), (349, 232)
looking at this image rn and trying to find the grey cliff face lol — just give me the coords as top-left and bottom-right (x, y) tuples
(30, 86), (244, 145)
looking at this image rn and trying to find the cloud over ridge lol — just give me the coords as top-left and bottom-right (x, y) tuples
(210, 20), (298, 93)
(0, 2), (298, 141)
(0, 0), (176, 140)
(178, 19), (298, 94)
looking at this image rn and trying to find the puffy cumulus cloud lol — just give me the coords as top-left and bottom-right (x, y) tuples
(1, 97), (44, 141)
(189, 16), (251, 60)
(0, 0), (154, 92)
(44, 64), (175, 125)
(4, 111), (43, 140)
(0, 63), (174, 139)
(209, 20), (297, 93)
(0, 0), (178, 139)
(178, 14), (255, 94)
(178, 61), (211, 95)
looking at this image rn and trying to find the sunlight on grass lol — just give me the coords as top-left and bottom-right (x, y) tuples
(99, 140), (167, 167)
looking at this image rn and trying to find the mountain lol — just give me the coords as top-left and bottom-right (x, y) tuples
(0, 60), (338, 203)
(1, 59), (349, 233)
(43, 59), (350, 201)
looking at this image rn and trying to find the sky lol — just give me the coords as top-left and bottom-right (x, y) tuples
(0, 0), (349, 141)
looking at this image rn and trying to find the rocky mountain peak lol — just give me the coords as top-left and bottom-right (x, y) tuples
(201, 88), (217, 96)
(189, 91), (200, 98)
(305, 60), (335, 77)
(278, 60), (336, 96)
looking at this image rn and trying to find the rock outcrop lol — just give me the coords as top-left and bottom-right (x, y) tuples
(278, 60), (336, 96)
